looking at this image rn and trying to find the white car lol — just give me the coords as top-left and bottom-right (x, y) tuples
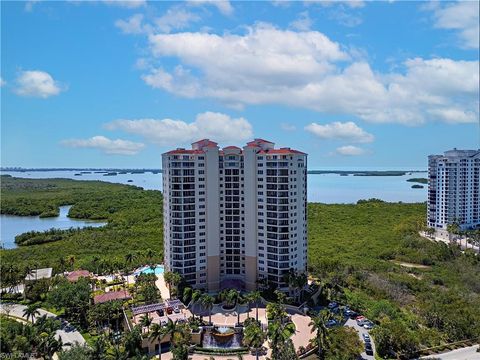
(363, 321), (374, 330)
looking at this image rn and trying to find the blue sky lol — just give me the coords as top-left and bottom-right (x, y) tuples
(1, 0), (479, 169)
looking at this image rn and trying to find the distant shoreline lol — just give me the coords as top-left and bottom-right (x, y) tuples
(1, 168), (427, 176)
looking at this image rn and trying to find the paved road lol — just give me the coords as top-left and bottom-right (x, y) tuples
(421, 345), (480, 360)
(345, 318), (375, 360)
(0, 303), (86, 348)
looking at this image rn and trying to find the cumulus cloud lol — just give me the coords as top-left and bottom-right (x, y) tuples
(62, 136), (144, 155)
(138, 24), (478, 125)
(14, 70), (65, 98)
(289, 11), (313, 31)
(155, 7), (201, 33)
(187, 0), (234, 15)
(115, 14), (151, 34)
(305, 121), (374, 143)
(427, 1), (479, 49)
(336, 145), (365, 156)
(116, 7), (201, 35)
(104, 111), (253, 146)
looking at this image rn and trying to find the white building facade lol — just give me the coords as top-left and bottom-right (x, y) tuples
(428, 149), (480, 231)
(162, 139), (308, 292)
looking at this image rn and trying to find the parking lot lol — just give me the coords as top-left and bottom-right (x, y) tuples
(345, 317), (376, 360)
(315, 302), (376, 359)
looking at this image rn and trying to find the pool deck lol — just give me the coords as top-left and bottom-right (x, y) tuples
(155, 273), (170, 300)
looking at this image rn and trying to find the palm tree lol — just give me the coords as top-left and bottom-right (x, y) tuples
(125, 252), (136, 270)
(243, 321), (266, 360)
(4, 264), (20, 293)
(149, 323), (165, 359)
(224, 288), (240, 309)
(145, 248), (155, 263)
(191, 289), (203, 319)
(274, 289), (286, 306)
(162, 318), (181, 347)
(170, 272), (182, 296)
(200, 294), (214, 325)
(92, 255), (101, 275)
(57, 257), (67, 276)
(23, 304), (41, 323)
(32, 261), (40, 281)
(67, 255), (76, 271)
(38, 332), (63, 360)
(22, 265), (33, 300)
(283, 268), (295, 298)
(309, 310), (332, 360)
(163, 271), (174, 292)
(124, 252), (136, 296)
(182, 287), (192, 305)
(267, 320), (289, 360)
(447, 220), (460, 244)
(91, 335), (108, 360)
(295, 272), (308, 303)
(140, 313), (153, 333)
(251, 291), (262, 322)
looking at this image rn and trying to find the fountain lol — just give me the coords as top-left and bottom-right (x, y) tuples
(202, 326), (243, 349)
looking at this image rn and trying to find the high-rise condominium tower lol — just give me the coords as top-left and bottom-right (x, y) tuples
(162, 139), (307, 292)
(428, 149), (480, 231)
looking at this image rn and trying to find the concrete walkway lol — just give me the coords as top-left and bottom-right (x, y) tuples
(155, 273), (170, 300)
(0, 303), (86, 349)
(421, 345), (480, 360)
(420, 232), (479, 253)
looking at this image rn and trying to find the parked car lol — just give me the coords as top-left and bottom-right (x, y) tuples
(344, 309), (358, 318)
(161, 320), (167, 326)
(363, 321), (374, 330)
(362, 333), (371, 342)
(356, 316), (366, 326)
(173, 306), (180, 313)
(365, 343), (374, 356)
(327, 302), (338, 309)
(325, 319), (337, 328)
(166, 307), (173, 314)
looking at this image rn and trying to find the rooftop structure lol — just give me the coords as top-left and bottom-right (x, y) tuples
(162, 139), (307, 293)
(66, 270), (92, 282)
(94, 290), (132, 304)
(25, 268), (53, 281)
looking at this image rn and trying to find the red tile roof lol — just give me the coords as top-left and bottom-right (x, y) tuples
(67, 270), (92, 282)
(258, 148), (306, 155)
(94, 290), (132, 304)
(165, 149), (204, 155)
(192, 139), (218, 148)
(246, 139), (275, 147)
(223, 146), (241, 150)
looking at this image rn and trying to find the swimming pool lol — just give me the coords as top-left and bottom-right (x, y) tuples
(135, 265), (164, 276)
